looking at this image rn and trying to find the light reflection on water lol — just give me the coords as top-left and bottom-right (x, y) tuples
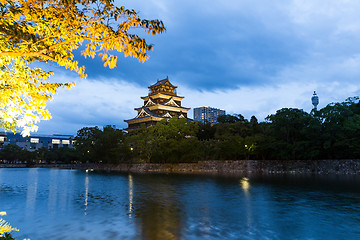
(25, 168), (38, 217)
(48, 169), (58, 214)
(84, 173), (89, 215)
(240, 177), (252, 234)
(0, 169), (359, 239)
(128, 173), (134, 219)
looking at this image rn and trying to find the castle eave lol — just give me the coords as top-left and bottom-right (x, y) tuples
(147, 104), (190, 112)
(124, 115), (163, 124)
(141, 93), (184, 100)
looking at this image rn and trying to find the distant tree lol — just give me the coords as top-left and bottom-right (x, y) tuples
(266, 108), (313, 160)
(18, 150), (36, 164)
(217, 114), (247, 124)
(315, 97), (360, 159)
(247, 127), (274, 160)
(0, 144), (24, 162)
(67, 96), (360, 163)
(214, 135), (246, 160)
(128, 124), (157, 162)
(46, 147), (79, 163)
(36, 147), (49, 163)
(95, 125), (129, 163)
(250, 115), (261, 133)
(212, 114), (252, 160)
(215, 120), (251, 139)
(74, 126), (102, 162)
(74, 125), (128, 163)
(129, 117), (201, 163)
(197, 122), (216, 140)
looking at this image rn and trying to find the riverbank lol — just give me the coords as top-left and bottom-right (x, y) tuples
(1, 159), (360, 175)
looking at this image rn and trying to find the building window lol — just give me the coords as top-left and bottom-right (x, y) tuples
(62, 140), (70, 145)
(30, 138), (39, 143)
(0, 136), (5, 142)
(52, 139), (61, 144)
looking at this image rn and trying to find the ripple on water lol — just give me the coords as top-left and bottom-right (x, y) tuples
(1, 170), (360, 240)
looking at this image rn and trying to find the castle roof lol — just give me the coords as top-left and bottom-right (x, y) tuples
(135, 102), (190, 112)
(127, 107), (158, 121)
(124, 76), (191, 130)
(148, 76), (177, 89)
(125, 106), (188, 123)
(141, 92), (184, 100)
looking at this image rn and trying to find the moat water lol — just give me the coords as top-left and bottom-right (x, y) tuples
(0, 168), (360, 240)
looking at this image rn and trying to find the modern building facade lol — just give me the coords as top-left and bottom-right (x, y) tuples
(0, 132), (74, 151)
(124, 77), (191, 131)
(194, 106), (226, 125)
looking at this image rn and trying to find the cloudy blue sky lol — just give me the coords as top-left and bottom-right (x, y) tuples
(36, 0), (360, 135)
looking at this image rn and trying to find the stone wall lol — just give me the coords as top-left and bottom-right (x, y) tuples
(1, 160), (360, 175)
(81, 159), (360, 175)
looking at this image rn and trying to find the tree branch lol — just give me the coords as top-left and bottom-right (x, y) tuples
(0, 49), (47, 58)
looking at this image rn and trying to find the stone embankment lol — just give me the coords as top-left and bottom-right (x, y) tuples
(87, 160), (360, 175)
(1, 160), (360, 175)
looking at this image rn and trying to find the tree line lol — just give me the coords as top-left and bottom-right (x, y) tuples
(1, 97), (360, 164)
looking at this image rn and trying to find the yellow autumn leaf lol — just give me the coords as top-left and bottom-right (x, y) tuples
(0, 0), (165, 135)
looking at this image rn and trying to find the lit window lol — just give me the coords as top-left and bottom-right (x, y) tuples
(52, 139), (61, 144)
(0, 136), (5, 142)
(30, 138), (39, 143)
(62, 140), (70, 145)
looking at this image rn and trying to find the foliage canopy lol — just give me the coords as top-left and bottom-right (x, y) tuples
(0, 0), (165, 135)
(2, 97), (360, 163)
(0, 212), (18, 239)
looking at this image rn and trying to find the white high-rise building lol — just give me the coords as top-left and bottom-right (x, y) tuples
(194, 106), (226, 125)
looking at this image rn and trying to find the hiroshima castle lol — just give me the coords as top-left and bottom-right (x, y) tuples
(124, 77), (191, 131)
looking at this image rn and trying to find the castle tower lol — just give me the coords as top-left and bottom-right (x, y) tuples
(311, 91), (319, 110)
(124, 77), (191, 131)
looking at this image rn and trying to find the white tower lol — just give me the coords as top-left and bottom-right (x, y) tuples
(311, 91), (319, 110)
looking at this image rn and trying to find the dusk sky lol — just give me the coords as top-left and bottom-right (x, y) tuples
(35, 0), (360, 135)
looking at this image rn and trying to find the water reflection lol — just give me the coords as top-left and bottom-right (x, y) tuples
(240, 177), (250, 194)
(25, 168), (38, 216)
(134, 176), (182, 240)
(48, 169), (58, 214)
(128, 174), (134, 218)
(0, 170), (360, 240)
(240, 177), (252, 233)
(59, 170), (69, 211)
(84, 173), (89, 215)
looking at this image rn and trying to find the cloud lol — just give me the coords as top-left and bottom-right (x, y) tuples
(181, 80), (358, 121)
(67, 0), (360, 92)
(28, 0), (360, 134)
(103, 1), (360, 90)
(35, 71), (360, 135)
(36, 74), (146, 135)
